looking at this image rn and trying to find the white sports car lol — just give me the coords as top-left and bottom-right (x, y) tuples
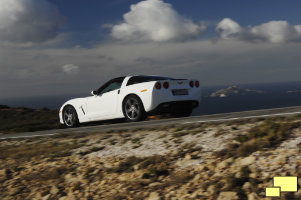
(59, 75), (201, 127)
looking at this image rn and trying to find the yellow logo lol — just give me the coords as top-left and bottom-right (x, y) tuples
(266, 176), (298, 197)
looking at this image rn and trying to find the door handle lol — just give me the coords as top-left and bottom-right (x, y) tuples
(118, 90), (120, 94)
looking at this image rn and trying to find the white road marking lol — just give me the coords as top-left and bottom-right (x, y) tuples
(182, 111), (301, 124)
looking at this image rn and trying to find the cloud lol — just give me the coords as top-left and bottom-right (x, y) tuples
(250, 21), (298, 43)
(216, 18), (242, 39)
(0, 0), (64, 43)
(111, 0), (205, 42)
(216, 18), (301, 43)
(62, 64), (80, 75)
(2, 40), (301, 98)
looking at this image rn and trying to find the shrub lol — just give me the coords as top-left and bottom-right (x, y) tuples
(217, 120), (300, 158)
(148, 167), (169, 177)
(109, 156), (144, 173)
(235, 135), (248, 143)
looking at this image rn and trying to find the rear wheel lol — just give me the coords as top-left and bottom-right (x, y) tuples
(63, 105), (79, 128)
(123, 95), (146, 122)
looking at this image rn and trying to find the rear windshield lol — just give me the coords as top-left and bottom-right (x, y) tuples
(126, 76), (174, 86)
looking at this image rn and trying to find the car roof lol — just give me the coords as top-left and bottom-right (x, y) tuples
(126, 75), (173, 79)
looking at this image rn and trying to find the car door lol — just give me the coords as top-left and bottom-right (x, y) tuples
(87, 78), (124, 120)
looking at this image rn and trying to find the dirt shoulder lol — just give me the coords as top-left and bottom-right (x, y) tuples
(1, 115), (301, 200)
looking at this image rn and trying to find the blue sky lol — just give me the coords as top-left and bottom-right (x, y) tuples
(1, 0), (301, 98)
(47, 0), (301, 45)
(50, 0), (301, 27)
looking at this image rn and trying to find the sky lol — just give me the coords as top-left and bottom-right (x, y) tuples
(1, 0), (301, 99)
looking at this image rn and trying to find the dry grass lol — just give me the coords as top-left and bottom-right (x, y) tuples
(0, 141), (81, 160)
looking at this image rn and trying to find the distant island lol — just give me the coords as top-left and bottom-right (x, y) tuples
(287, 90), (301, 94)
(210, 85), (264, 98)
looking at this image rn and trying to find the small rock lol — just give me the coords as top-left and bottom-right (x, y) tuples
(248, 192), (259, 200)
(239, 156), (256, 166)
(0, 169), (6, 181)
(192, 174), (201, 183)
(0, 169), (6, 176)
(118, 173), (129, 181)
(217, 192), (239, 200)
(190, 189), (203, 198)
(149, 182), (163, 187)
(147, 192), (161, 200)
(242, 182), (252, 192)
(60, 195), (76, 200)
(185, 154), (192, 160)
(42, 194), (50, 200)
(207, 161), (217, 170)
(217, 157), (234, 169)
(198, 165), (205, 171)
(133, 164), (140, 170)
(217, 160), (228, 169)
(207, 185), (216, 194)
(50, 185), (59, 195)
(249, 172), (257, 179)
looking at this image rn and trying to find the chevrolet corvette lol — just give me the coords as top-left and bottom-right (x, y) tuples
(59, 75), (201, 127)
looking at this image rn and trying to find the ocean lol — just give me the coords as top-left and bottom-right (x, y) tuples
(193, 81), (301, 115)
(1, 81), (301, 116)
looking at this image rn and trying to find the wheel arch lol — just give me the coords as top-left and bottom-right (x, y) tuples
(62, 104), (76, 112)
(61, 104), (80, 127)
(122, 94), (146, 114)
(62, 104), (79, 120)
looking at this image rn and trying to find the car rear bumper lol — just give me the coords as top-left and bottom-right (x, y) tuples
(148, 100), (199, 115)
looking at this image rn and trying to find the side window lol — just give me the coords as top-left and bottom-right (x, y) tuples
(98, 77), (125, 94)
(127, 76), (148, 86)
(126, 76), (172, 86)
(100, 82), (121, 94)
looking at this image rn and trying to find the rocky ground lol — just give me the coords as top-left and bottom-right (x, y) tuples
(0, 115), (301, 200)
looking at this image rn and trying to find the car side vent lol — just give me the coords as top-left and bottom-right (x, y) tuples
(81, 106), (85, 115)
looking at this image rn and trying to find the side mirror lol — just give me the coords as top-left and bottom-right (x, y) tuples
(91, 90), (98, 96)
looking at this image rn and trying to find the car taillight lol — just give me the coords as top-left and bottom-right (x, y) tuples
(163, 82), (169, 89)
(189, 81), (194, 88)
(195, 81), (199, 88)
(155, 82), (161, 89)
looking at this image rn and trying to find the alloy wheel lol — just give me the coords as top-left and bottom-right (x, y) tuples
(63, 107), (76, 127)
(125, 98), (140, 120)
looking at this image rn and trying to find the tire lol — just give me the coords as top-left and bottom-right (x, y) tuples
(123, 95), (146, 122)
(171, 105), (193, 118)
(62, 105), (79, 128)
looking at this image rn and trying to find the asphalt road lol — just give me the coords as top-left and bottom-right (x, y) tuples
(1, 106), (301, 140)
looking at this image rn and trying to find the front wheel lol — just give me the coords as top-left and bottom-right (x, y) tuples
(63, 105), (79, 128)
(123, 95), (146, 122)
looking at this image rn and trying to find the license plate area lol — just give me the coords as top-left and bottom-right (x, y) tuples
(172, 89), (188, 95)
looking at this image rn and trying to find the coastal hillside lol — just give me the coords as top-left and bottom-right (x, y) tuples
(1, 115), (301, 199)
(0, 105), (60, 134)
